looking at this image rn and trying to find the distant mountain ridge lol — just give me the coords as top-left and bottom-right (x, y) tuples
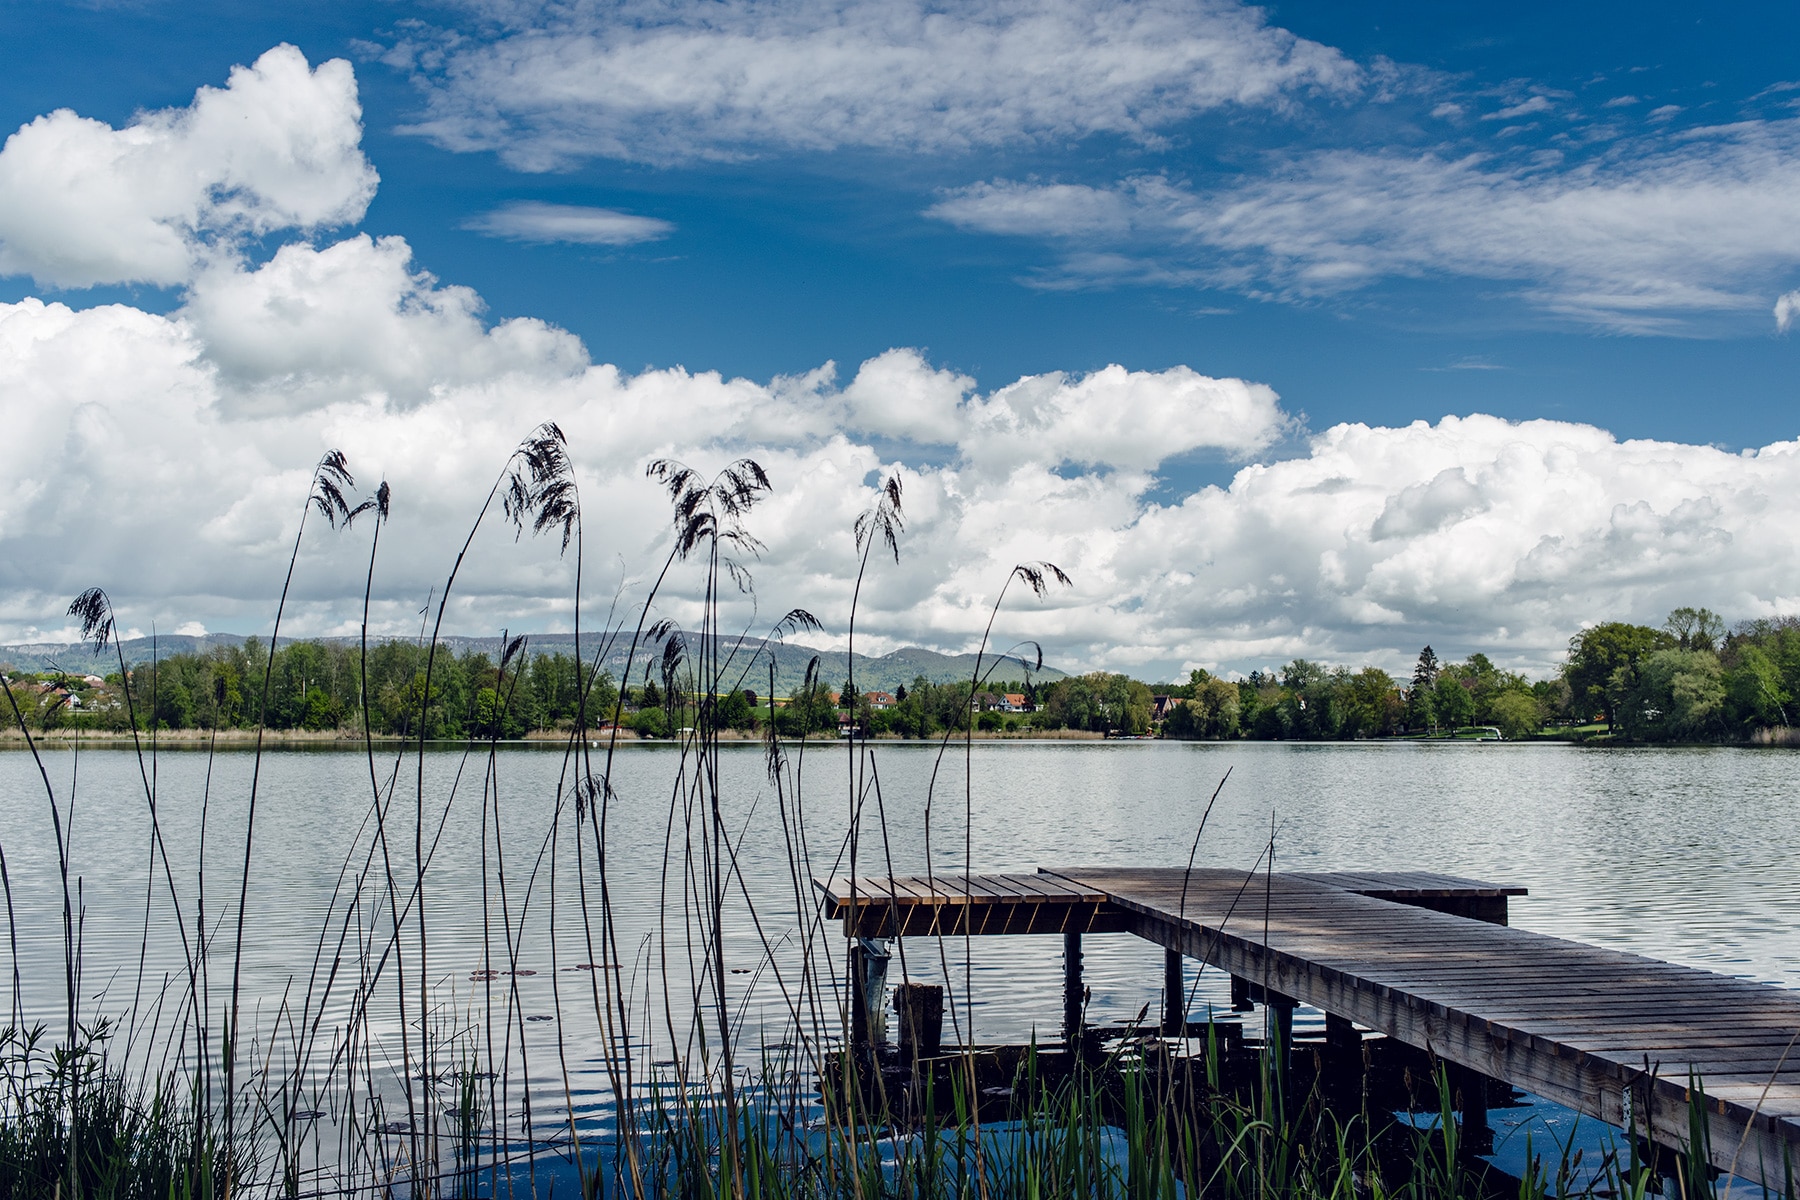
(0, 632), (1067, 696)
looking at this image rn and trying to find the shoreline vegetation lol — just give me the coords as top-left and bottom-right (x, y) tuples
(5, 723), (1797, 748)
(5, 604), (1796, 746)
(0, 432), (1786, 1200)
(0, 725), (1115, 746)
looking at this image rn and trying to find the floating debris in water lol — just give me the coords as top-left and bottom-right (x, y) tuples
(509, 969), (537, 976)
(730, 968), (751, 974)
(470, 970), (501, 981)
(292, 1110), (327, 1121)
(380, 1121), (413, 1134)
(575, 963), (619, 971)
(526, 1014), (555, 1022)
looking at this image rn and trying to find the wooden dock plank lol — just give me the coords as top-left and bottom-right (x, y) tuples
(816, 872), (1128, 937)
(814, 863), (1800, 1177)
(1039, 866), (1800, 1179)
(1290, 869), (1528, 898)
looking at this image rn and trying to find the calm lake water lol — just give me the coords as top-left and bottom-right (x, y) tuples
(3, 739), (1797, 1181)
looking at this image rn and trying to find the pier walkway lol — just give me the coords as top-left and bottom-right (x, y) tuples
(817, 867), (1800, 1181)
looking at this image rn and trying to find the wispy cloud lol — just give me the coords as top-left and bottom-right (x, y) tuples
(1777, 290), (1800, 333)
(1483, 95), (1554, 120)
(391, 0), (1361, 168)
(465, 201), (673, 245)
(928, 119), (1800, 333)
(1422, 356), (1505, 372)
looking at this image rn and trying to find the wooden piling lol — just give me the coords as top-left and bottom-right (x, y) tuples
(1062, 931), (1084, 1042)
(1162, 948), (1185, 1034)
(894, 982), (944, 1059)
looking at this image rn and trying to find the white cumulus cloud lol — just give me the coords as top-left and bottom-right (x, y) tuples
(181, 234), (589, 412)
(393, 0), (1361, 168)
(1777, 290), (1800, 333)
(0, 45), (377, 289)
(1118, 416), (1800, 672)
(3, 256), (1798, 679)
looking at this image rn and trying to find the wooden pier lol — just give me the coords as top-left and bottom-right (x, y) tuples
(817, 867), (1800, 1182)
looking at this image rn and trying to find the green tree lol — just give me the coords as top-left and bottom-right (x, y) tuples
(1665, 606), (1725, 653)
(1342, 667), (1401, 737)
(1176, 675), (1242, 738)
(1563, 622), (1675, 731)
(630, 706), (671, 738)
(1043, 675), (1098, 730)
(1723, 643), (1789, 729)
(1489, 690), (1543, 739)
(776, 681), (839, 737)
(1611, 649), (1724, 740)
(1237, 673), (1287, 739)
(1407, 646), (1439, 732)
(888, 675), (935, 737)
(1096, 673), (1153, 734)
(1432, 673), (1474, 730)
(1278, 660), (1334, 738)
(715, 688), (756, 731)
(302, 686), (337, 732)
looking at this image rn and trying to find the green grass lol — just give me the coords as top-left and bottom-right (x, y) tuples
(0, 1024), (246, 1200)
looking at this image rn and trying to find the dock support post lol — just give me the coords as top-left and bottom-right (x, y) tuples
(1450, 1064), (1491, 1152)
(1062, 932), (1084, 1042)
(849, 942), (870, 1053)
(895, 983), (944, 1060)
(1162, 948), (1185, 1035)
(1266, 993), (1296, 1097)
(849, 938), (891, 1053)
(1322, 1013), (1362, 1102)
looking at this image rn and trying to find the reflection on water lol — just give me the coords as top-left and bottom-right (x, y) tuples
(2, 739), (1797, 1180)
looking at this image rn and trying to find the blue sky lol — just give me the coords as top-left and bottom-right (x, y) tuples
(7, 0), (1799, 446)
(1, 0), (1798, 677)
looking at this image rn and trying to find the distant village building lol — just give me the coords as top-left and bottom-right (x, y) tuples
(865, 691), (895, 710)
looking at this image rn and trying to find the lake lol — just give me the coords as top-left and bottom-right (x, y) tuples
(3, 739), (1797, 1183)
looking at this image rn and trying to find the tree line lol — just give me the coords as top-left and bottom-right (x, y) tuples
(4, 638), (611, 739)
(1558, 608), (1800, 741)
(1153, 607), (1800, 743)
(7, 606), (1798, 743)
